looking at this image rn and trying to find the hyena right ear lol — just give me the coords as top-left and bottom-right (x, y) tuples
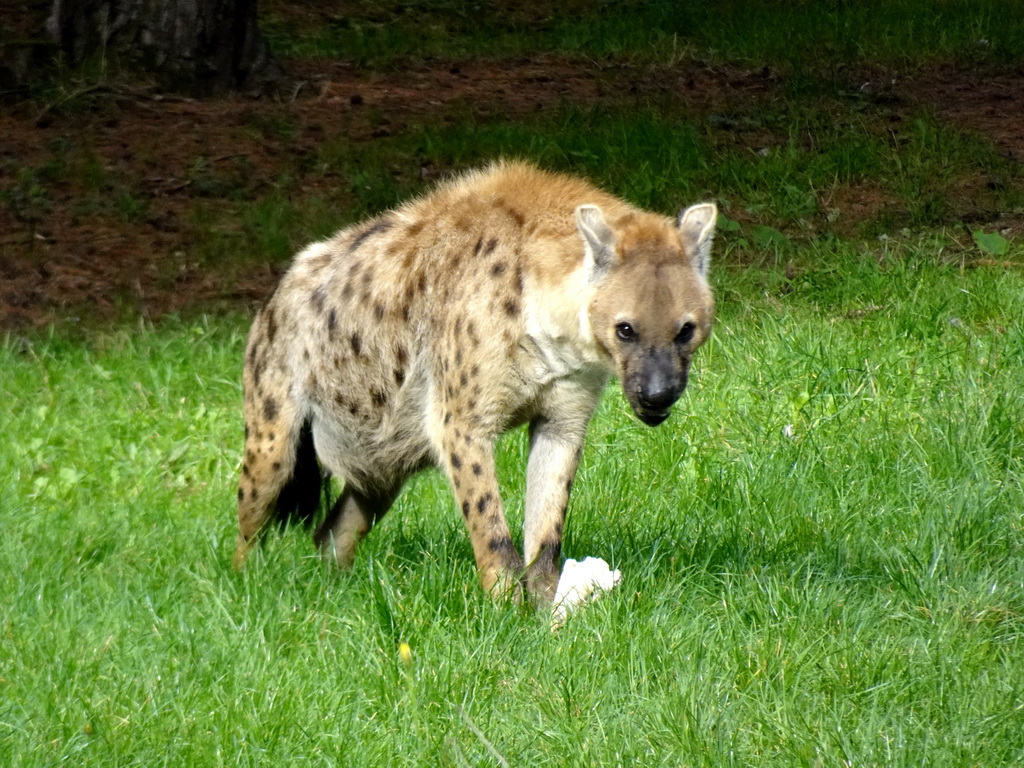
(677, 202), (717, 277)
(575, 204), (618, 280)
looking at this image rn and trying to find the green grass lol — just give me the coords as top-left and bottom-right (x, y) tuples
(168, 104), (1019, 274)
(3, 244), (1023, 765)
(262, 0), (1024, 70)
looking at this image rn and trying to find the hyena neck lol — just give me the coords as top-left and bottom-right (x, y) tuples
(521, 259), (607, 386)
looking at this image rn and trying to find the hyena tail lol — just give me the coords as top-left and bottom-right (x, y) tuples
(273, 420), (330, 528)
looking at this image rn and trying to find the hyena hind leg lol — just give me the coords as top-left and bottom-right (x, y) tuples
(233, 402), (318, 570)
(314, 484), (400, 569)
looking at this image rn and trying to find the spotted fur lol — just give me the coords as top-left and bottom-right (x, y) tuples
(234, 161), (716, 603)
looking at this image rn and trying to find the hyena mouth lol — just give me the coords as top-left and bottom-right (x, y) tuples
(634, 406), (671, 427)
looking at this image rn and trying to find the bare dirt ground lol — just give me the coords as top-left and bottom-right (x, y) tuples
(1, 57), (1022, 331)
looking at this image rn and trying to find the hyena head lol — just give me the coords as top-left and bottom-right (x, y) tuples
(577, 202), (717, 426)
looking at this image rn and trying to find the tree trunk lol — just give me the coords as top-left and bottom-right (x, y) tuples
(46, 0), (286, 95)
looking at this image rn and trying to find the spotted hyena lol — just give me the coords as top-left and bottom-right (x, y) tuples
(234, 161), (716, 604)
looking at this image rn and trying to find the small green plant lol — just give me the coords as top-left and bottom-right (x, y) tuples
(973, 229), (1010, 257)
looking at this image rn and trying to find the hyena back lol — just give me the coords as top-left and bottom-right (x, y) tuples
(235, 161), (716, 603)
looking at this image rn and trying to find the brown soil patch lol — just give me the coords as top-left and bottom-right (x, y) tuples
(1, 57), (1022, 331)
(907, 64), (1024, 163)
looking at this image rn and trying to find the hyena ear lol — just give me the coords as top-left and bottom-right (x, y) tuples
(575, 204), (618, 280)
(677, 202), (717, 277)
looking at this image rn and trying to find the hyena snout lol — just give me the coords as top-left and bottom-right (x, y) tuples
(630, 351), (690, 426)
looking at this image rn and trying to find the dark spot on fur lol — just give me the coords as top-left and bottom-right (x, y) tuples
(350, 333), (362, 356)
(450, 452), (463, 470)
(535, 538), (562, 570)
(242, 463), (251, 477)
(401, 304), (411, 322)
(473, 237), (484, 256)
(265, 309), (278, 343)
(460, 371), (468, 387)
(444, 411), (452, 425)
(406, 220), (424, 237)
(374, 303), (385, 320)
(237, 488), (244, 501)
(461, 500), (470, 518)
(263, 397), (279, 422)
(306, 372), (321, 396)
(245, 450), (255, 465)
(503, 299), (519, 317)
(496, 197), (526, 227)
(311, 286), (327, 313)
(272, 461), (281, 472)
(350, 218), (394, 253)
(471, 364), (479, 377)
(488, 535), (515, 554)
(397, 347), (408, 367)
(471, 463), (482, 476)
(303, 348), (311, 361)
(327, 308), (337, 336)
(394, 368), (405, 386)
(515, 265), (524, 295)
(269, 432), (275, 441)
(490, 262), (506, 277)
(250, 487), (259, 501)
(484, 237), (499, 255)
(361, 269), (374, 287)
(417, 273), (427, 293)
(455, 349), (463, 367)
(476, 493), (493, 515)
(371, 388), (388, 408)
(341, 282), (353, 300)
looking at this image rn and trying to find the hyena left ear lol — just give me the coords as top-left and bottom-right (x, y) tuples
(677, 202), (717, 277)
(576, 204), (618, 280)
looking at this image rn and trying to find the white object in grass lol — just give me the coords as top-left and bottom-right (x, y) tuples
(551, 556), (621, 627)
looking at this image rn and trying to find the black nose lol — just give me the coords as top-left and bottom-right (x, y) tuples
(639, 373), (681, 411)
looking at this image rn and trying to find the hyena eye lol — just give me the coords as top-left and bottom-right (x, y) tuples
(675, 322), (696, 345)
(615, 323), (638, 342)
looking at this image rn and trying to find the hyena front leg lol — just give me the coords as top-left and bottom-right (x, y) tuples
(314, 484), (399, 568)
(441, 425), (523, 597)
(522, 417), (586, 605)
